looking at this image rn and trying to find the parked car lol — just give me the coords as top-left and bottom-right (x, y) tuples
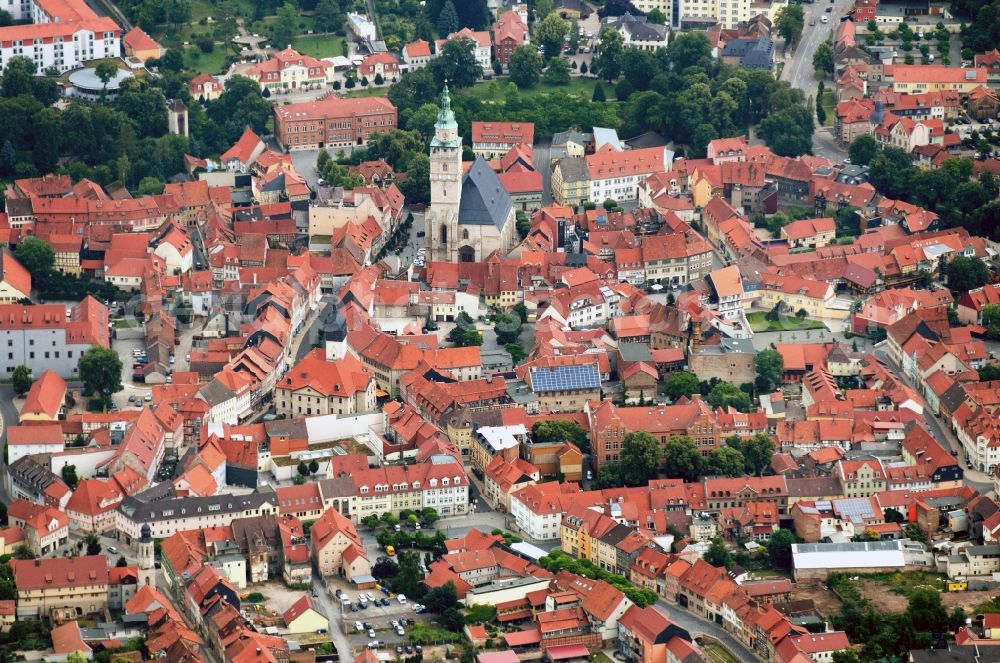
(368, 628), (376, 639)
(355, 622), (363, 632)
(397, 594), (407, 604)
(396, 627), (405, 637)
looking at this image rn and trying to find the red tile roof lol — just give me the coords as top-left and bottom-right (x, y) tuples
(12, 555), (109, 590)
(20, 370), (66, 420)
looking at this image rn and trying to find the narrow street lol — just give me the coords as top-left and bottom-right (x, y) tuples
(654, 601), (756, 663)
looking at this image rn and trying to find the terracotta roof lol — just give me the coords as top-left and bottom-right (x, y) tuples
(20, 370), (66, 420)
(472, 121), (535, 145)
(123, 26), (161, 53)
(6, 424), (63, 446)
(403, 39), (431, 58)
(274, 96), (395, 123)
(0, 248), (31, 298)
(12, 555), (109, 590)
(282, 594), (324, 627)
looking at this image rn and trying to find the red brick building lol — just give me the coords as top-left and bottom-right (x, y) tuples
(493, 10), (528, 69)
(853, 0), (877, 23)
(273, 97), (397, 151)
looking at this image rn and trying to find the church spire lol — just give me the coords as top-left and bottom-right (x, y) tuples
(436, 81), (456, 130)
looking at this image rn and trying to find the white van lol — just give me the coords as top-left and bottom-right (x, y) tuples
(821, 15), (828, 23)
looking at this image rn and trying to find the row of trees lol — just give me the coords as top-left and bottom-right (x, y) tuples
(847, 140), (1000, 240)
(592, 431), (775, 488)
(612, 33), (814, 157)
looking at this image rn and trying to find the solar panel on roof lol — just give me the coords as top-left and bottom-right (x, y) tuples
(530, 364), (601, 393)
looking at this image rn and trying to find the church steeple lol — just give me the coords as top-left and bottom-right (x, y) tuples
(432, 82), (460, 147)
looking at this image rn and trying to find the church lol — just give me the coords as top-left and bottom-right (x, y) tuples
(425, 85), (517, 263)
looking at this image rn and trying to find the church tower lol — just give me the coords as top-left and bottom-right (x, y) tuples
(426, 84), (463, 262)
(138, 523), (155, 587)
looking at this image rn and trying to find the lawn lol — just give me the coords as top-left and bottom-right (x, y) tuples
(819, 90), (837, 128)
(747, 312), (827, 333)
(184, 44), (231, 75)
(292, 33), (346, 59)
(704, 644), (741, 663)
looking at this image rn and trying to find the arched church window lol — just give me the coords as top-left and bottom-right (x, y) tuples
(440, 224), (448, 244)
(462, 229), (469, 240)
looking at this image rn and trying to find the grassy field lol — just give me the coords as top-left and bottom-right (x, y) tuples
(184, 45), (231, 75)
(704, 644), (741, 663)
(820, 90), (837, 127)
(747, 312), (826, 333)
(292, 34), (347, 59)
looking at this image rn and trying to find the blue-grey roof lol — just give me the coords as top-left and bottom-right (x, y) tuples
(530, 364), (601, 393)
(459, 157), (513, 229)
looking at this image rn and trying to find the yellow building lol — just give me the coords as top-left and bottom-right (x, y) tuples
(889, 64), (988, 95)
(552, 157), (590, 207)
(123, 27), (164, 62)
(282, 595), (328, 634)
(756, 272), (849, 320)
(11, 555), (109, 619)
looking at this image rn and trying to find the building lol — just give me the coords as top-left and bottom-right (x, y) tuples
(274, 96), (397, 151)
(426, 88), (517, 263)
(493, 11), (529, 69)
(472, 122), (535, 160)
(18, 370), (66, 423)
(188, 72), (222, 101)
(11, 555), (110, 619)
(780, 217), (836, 249)
(275, 349), (376, 417)
(283, 595), (328, 634)
(528, 363), (602, 413)
(0, 249), (31, 304)
(438, 28), (492, 73)
(0, 297), (109, 378)
(122, 26), (163, 62)
(311, 507), (370, 579)
(358, 52), (401, 80)
(246, 47), (335, 92)
(586, 147), (671, 203)
(886, 65), (988, 96)
(0, 0), (121, 74)
(402, 39), (432, 70)
(552, 157), (591, 207)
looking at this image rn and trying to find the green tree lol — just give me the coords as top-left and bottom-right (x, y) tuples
(84, 532), (101, 556)
(757, 104), (814, 157)
(620, 431), (662, 486)
(392, 550), (424, 597)
(908, 587), (948, 633)
(297, 461), (309, 477)
(12, 544), (33, 560)
(663, 435), (703, 481)
(14, 236), (55, 278)
(849, 134), (878, 166)
(705, 447), (746, 477)
(595, 28), (625, 81)
(592, 81), (606, 101)
(536, 13), (569, 61)
(271, 2), (299, 50)
(755, 348), (785, 393)
(946, 256), (990, 293)
(544, 57), (571, 86)
(831, 650), (861, 663)
(494, 312), (522, 345)
(428, 38), (481, 88)
(421, 507), (439, 525)
(314, 0), (345, 33)
(424, 581), (458, 612)
(508, 45), (542, 88)
(439, 606), (465, 632)
(78, 346), (122, 409)
(813, 41), (834, 76)
(766, 528), (799, 569)
(137, 176), (164, 196)
(668, 32), (712, 69)
(535, 0), (553, 21)
(664, 371), (700, 400)
(505, 342), (527, 363)
(381, 512), (399, 527)
(399, 152), (431, 204)
(884, 507), (906, 523)
(982, 305), (1000, 340)
(512, 302), (529, 324)
(704, 536), (733, 568)
(94, 61), (118, 94)
(361, 514), (380, 530)
(308, 459), (319, 475)
(646, 8), (667, 24)
(2, 56), (35, 97)
(741, 433), (775, 476)
(437, 0), (459, 36)
(775, 4), (805, 46)
(707, 382), (753, 412)
(532, 420), (590, 453)
(11, 365), (32, 396)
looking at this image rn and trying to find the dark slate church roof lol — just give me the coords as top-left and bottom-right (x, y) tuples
(460, 157), (513, 229)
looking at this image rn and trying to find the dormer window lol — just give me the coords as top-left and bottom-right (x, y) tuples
(429, 478), (437, 487)
(360, 486), (369, 494)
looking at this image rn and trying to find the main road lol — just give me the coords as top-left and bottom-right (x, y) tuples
(781, 0), (854, 161)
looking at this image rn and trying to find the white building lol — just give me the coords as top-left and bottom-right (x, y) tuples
(586, 146), (671, 204)
(347, 12), (377, 42)
(0, 0), (122, 74)
(510, 484), (569, 541)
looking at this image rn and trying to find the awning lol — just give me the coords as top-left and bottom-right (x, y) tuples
(497, 609), (532, 622)
(503, 628), (541, 646)
(376, 388), (389, 397)
(545, 644), (590, 660)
